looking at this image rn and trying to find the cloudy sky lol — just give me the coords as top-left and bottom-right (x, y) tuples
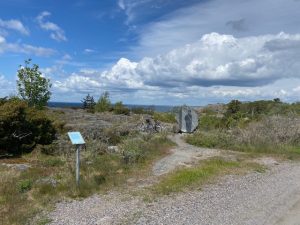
(1, 0), (300, 105)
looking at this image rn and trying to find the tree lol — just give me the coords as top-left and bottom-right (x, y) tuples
(82, 93), (96, 112)
(17, 59), (51, 108)
(95, 91), (111, 112)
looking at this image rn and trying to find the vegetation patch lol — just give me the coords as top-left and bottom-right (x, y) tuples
(152, 158), (240, 195)
(151, 158), (264, 195)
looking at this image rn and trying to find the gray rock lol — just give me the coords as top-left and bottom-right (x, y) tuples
(2, 163), (31, 171)
(107, 146), (119, 153)
(36, 177), (58, 187)
(176, 106), (198, 133)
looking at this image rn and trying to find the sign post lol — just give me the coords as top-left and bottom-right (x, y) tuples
(68, 132), (85, 186)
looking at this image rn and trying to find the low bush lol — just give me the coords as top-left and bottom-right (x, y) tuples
(187, 115), (300, 157)
(0, 98), (56, 155)
(153, 112), (176, 123)
(113, 101), (130, 115)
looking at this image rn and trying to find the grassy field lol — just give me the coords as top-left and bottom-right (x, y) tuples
(0, 133), (174, 225)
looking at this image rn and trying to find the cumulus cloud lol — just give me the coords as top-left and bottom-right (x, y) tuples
(53, 32), (300, 103)
(36, 11), (67, 42)
(131, 0), (300, 57)
(0, 18), (29, 35)
(0, 75), (15, 97)
(0, 35), (55, 56)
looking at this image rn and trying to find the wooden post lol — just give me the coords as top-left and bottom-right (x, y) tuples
(76, 145), (80, 186)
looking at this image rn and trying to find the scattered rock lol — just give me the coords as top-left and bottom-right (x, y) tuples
(107, 146), (119, 153)
(36, 177), (58, 187)
(2, 163), (31, 171)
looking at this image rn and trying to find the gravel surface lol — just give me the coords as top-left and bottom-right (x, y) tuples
(48, 162), (300, 225)
(152, 134), (237, 176)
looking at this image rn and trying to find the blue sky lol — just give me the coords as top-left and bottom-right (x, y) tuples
(1, 0), (300, 105)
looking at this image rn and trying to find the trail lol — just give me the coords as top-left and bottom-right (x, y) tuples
(48, 135), (300, 225)
(152, 134), (237, 176)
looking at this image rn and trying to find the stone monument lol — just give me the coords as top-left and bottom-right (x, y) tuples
(176, 106), (198, 133)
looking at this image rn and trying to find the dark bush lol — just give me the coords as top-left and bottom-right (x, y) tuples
(0, 99), (56, 155)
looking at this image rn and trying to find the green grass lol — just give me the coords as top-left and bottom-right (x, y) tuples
(186, 130), (300, 159)
(152, 158), (241, 195)
(153, 112), (177, 123)
(0, 133), (174, 225)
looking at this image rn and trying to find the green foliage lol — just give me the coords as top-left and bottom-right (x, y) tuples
(199, 115), (222, 131)
(153, 112), (176, 123)
(113, 101), (130, 115)
(17, 59), (51, 108)
(0, 98), (56, 155)
(17, 179), (33, 193)
(152, 159), (240, 195)
(187, 116), (300, 158)
(131, 106), (154, 115)
(82, 93), (96, 112)
(95, 91), (111, 112)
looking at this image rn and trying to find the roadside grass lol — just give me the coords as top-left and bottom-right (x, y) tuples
(151, 158), (265, 196)
(186, 129), (300, 160)
(0, 133), (174, 225)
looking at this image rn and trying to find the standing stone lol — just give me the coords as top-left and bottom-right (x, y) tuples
(176, 106), (198, 133)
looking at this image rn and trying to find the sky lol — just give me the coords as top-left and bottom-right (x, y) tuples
(1, 0), (300, 105)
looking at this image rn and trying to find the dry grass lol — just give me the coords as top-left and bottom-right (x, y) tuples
(187, 115), (300, 159)
(0, 133), (174, 225)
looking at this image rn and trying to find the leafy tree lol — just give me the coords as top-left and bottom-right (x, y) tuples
(95, 91), (111, 112)
(82, 93), (96, 112)
(225, 100), (241, 116)
(17, 59), (52, 108)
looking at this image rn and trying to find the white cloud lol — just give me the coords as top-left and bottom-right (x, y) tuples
(0, 18), (29, 35)
(53, 32), (300, 104)
(0, 35), (56, 56)
(84, 48), (96, 54)
(36, 11), (67, 42)
(0, 75), (15, 97)
(131, 0), (300, 57)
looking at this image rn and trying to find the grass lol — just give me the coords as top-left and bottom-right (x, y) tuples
(0, 133), (174, 225)
(153, 112), (177, 123)
(186, 129), (300, 160)
(151, 158), (265, 195)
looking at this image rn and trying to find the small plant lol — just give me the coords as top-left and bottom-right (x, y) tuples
(17, 179), (33, 193)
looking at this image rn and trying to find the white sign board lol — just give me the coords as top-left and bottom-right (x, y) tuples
(68, 132), (85, 145)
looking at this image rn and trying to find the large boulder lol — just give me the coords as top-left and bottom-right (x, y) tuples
(176, 106), (198, 133)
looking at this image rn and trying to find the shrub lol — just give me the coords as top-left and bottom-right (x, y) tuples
(113, 101), (130, 115)
(17, 179), (33, 193)
(0, 99), (56, 155)
(95, 92), (111, 112)
(131, 107), (154, 115)
(153, 112), (176, 123)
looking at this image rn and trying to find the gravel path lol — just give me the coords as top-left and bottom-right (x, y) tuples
(153, 134), (232, 176)
(48, 161), (300, 225)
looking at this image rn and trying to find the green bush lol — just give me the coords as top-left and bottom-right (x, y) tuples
(113, 101), (130, 115)
(0, 99), (56, 155)
(17, 179), (33, 193)
(95, 92), (111, 112)
(153, 112), (176, 123)
(131, 107), (154, 115)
